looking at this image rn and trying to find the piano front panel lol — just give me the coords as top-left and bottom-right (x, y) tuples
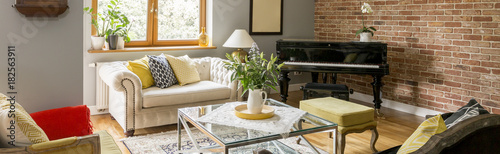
(277, 40), (388, 65)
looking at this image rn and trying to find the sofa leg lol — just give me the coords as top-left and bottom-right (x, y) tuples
(110, 115), (115, 120)
(124, 130), (135, 137)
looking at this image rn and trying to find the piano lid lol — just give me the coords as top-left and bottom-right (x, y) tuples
(276, 39), (388, 65)
(278, 39), (388, 45)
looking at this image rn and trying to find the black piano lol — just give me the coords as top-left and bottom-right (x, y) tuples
(276, 39), (389, 114)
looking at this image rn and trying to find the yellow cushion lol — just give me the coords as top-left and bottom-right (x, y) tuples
(127, 56), (155, 89)
(0, 93), (49, 147)
(165, 55), (201, 86)
(397, 115), (447, 154)
(300, 97), (374, 126)
(95, 130), (121, 154)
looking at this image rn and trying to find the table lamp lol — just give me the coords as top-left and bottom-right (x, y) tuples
(223, 29), (255, 62)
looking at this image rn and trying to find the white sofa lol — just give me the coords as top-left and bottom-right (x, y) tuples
(99, 57), (240, 136)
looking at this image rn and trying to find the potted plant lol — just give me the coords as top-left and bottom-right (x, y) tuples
(104, 0), (127, 50)
(224, 43), (284, 114)
(355, 2), (377, 42)
(84, 7), (106, 50)
(84, 0), (130, 50)
(116, 18), (132, 49)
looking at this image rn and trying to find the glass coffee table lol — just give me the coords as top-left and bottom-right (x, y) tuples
(177, 99), (338, 154)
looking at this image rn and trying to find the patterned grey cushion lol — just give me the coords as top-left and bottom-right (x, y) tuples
(148, 55), (178, 88)
(444, 98), (489, 128)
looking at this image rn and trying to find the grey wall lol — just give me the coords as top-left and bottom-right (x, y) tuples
(82, 0), (314, 106)
(0, 1), (83, 113)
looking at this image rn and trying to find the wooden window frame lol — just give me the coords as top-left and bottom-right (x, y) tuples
(91, 0), (206, 47)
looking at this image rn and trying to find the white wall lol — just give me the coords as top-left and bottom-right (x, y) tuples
(0, 1), (83, 113)
(82, 0), (315, 107)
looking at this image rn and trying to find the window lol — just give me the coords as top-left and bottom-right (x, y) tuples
(91, 0), (206, 47)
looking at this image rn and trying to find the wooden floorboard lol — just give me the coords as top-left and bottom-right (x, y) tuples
(91, 91), (424, 154)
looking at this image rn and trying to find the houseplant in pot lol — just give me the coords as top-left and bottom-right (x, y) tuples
(355, 2), (377, 42)
(104, 0), (126, 50)
(84, 7), (106, 50)
(224, 43), (284, 114)
(116, 16), (132, 49)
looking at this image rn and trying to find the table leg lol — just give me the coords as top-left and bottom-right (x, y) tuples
(292, 121), (320, 154)
(333, 128), (337, 154)
(177, 115), (182, 151)
(179, 115), (201, 150)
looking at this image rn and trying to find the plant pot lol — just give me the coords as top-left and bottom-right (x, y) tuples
(117, 37), (125, 49)
(247, 89), (268, 114)
(108, 34), (119, 50)
(360, 32), (372, 42)
(90, 36), (105, 50)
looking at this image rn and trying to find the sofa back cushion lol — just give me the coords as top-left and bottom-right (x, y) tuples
(192, 57), (211, 81)
(148, 54), (178, 88)
(210, 58), (233, 87)
(127, 56), (155, 89)
(165, 55), (201, 86)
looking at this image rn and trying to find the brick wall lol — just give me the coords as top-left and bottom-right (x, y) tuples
(314, 0), (500, 113)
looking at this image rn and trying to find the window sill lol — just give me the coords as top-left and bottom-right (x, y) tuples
(87, 46), (217, 53)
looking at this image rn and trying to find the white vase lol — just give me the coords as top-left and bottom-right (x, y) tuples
(117, 37), (125, 49)
(90, 36), (105, 50)
(247, 89), (268, 114)
(360, 32), (372, 42)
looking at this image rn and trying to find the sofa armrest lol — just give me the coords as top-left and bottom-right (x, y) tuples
(0, 134), (101, 153)
(99, 62), (142, 93)
(209, 58), (240, 101)
(28, 134), (100, 153)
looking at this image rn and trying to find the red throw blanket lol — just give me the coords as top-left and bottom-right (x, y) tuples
(30, 105), (93, 140)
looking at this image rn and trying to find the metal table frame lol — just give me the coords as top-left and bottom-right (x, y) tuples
(177, 99), (338, 154)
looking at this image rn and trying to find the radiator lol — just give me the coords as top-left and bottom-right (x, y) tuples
(93, 62), (109, 111)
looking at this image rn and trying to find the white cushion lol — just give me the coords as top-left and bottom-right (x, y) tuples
(142, 81), (231, 108)
(193, 57), (211, 81)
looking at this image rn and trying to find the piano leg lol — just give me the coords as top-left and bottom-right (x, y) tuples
(331, 73), (337, 84)
(279, 71), (291, 103)
(371, 75), (385, 117)
(311, 72), (319, 83)
(322, 73), (328, 83)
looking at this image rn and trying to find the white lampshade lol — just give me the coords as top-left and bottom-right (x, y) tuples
(223, 29), (255, 48)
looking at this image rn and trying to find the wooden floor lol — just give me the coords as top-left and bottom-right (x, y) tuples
(91, 91), (425, 154)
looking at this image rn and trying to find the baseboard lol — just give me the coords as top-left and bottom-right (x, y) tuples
(88, 105), (109, 115)
(350, 92), (442, 117)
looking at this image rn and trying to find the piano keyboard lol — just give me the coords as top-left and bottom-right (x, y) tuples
(283, 61), (382, 69)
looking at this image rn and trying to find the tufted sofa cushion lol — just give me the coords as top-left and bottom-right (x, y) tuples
(142, 81), (231, 108)
(193, 57), (211, 81)
(210, 58), (233, 87)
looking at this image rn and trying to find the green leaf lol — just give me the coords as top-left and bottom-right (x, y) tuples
(355, 29), (364, 36)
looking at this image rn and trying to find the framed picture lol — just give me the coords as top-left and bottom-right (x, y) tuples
(249, 0), (283, 35)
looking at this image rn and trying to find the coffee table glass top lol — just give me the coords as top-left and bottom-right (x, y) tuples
(178, 98), (337, 147)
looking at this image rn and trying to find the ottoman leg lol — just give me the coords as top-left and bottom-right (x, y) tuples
(370, 127), (379, 152)
(337, 132), (346, 154)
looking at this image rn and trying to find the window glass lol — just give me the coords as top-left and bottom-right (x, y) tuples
(157, 0), (200, 40)
(98, 0), (148, 41)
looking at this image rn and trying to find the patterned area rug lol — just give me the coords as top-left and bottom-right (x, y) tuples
(121, 128), (329, 154)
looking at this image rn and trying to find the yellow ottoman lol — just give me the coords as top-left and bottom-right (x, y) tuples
(300, 97), (378, 154)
